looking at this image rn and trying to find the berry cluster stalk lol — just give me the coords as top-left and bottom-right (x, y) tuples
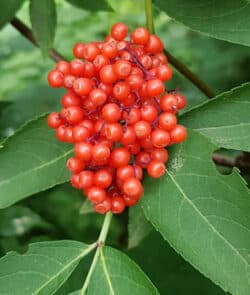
(81, 212), (113, 294)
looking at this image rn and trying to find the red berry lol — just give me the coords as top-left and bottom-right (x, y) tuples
(47, 70), (64, 88)
(140, 105), (158, 122)
(170, 125), (187, 143)
(147, 160), (166, 178)
(87, 187), (107, 204)
(47, 112), (63, 129)
(113, 60), (132, 78)
(151, 148), (168, 163)
(101, 103), (121, 123)
(111, 196), (126, 214)
(70, 59), (85, 76)
(134, 121), (151, 139)
(131, 27), (150, 45)
(56, 61), (70, 75)
(105, 123), (123, 142)
(61, 92), (81, 107)
(99, 65), (117, 84)
(113, 81), (130, 101)
(94, 169), (113, 188)
(73, 78), (93, 96)
(145, 35), (163, 54)
(70, 174), (81, 189)
(79, 171), (94, 189)
(89, 88), (107, 107)
(175, 93), (187, 110)
(67, 157), (85, 173)
(92, 143), (111, 162)
(146, 79), (165, 97)
(75, 142), (92, 161)
(82, 43), (100, 61)
(160, 93), (178, 112)
(156, 65), (172, 81)
(61, 106), (84, 124)
(120, 126), (136, 145)
(111, 23), (128, 41)
(159, 112), (177, 131)
(72, 125), (90, 142)
(94, 197), (111, 214)
(122, 177), (144, 199)
(73, 42), (85, 58)
(110, 147), (130, 168)
(151, 128), (171, 148)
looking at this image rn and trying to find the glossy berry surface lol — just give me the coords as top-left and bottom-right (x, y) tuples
(47, 23), (187, 214)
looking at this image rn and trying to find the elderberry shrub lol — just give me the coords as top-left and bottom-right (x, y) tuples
(47, 23), (187, 214)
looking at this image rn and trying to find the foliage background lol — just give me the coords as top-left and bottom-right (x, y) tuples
(0, 0), (249, 294)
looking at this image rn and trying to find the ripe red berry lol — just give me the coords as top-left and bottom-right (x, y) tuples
(113, 81), (130, 101)
(99, 65), (117, 84)
(151, 129), (171, 148)
(94, 169), (113, 188)
(56, 61), (70, 75)
(111, 23), (128, 41)
(61, 106), (84, 125)
(47, 112), (63, 129)
(170, 125), (187, 143)
(105, 123), (123, 142)
(79, 171), (94, 189)
(120, 126), (136, 145)
(87, 187), (107, 204)
(94, 197), (111, 214)
(151, 148), (168, 163)
(61, 92), (81, 107)
(67, 157), (85, 173)
(92, 143), (111, 162)
(175, 93), (187, 110)
(110, 147), (130, 168)
(111, 196), (126, 214)
(101, 103), (121, 123)
(73, 78), (93, 96)
(122, 177), (144, 199)
(73, 42), (85, 58)
(72, 125), (90, 142)
(70, 174), (81, 189)
(156, 65), (172, 81)
(134, 121), (151, 139)
(113, 60), (132, 78)
(75, 142), (92, 161)
(89, 88), (107, 107)
(160, 93), (178, 112)
(140, 105), (158, 122)
(147, 160), (166, 178)
(82, 43), (100, 61)
(145, 35), (163, 54)
(131, 27), (150, 45)
(70, 59), (85, 76)
(47, 70), (64, 88)
(146, 79), (165, 97)
(159, 112), (177, 131)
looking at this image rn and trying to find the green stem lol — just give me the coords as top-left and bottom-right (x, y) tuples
(144, 0), (214, 98)
(144, 0), (154, 33)
(80, 212), (113, 295)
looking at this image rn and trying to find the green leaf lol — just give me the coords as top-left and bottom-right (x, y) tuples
(66, 0), (113, 12)
(0, 0), (24, 29)
(141, 129), (250, 295)
(128, 205), (152, 249)
(129, 231), (226, 295)
(154, 0), (250, 47)
(0, 240), (95, 294)
(180, 83), (250, 151)
(87, 246), (159, 294)
(0, 115), (73, 209)
(0, 205), (51, 237)
(29, 0), (57, 55)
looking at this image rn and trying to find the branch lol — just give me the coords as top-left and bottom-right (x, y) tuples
(9, 17), (249, 173)
(10, 17), (65, 62)
(164, 49), (215, 98)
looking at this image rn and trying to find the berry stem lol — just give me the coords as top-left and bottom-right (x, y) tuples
(144, 0), (154, 33)
(80, 212), (113, 294)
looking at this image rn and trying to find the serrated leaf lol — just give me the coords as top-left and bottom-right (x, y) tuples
(180, 83), (250, 151)
(154, 0), (250, 47)
(87, 246), (159, 294)
(0, 240), (95, 294)
(0, 205), (51, 237)
(141, 129), (250, 295)
(66, 0), (113, 12)
(129, 231), (226, 295)
(30, 0), (57, 56)
(0, 0), (24, 29)
(128, 205), (152, 249)
(0, 115), (73, 209)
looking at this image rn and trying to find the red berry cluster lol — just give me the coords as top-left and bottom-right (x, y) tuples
(47, 23), (187, 214)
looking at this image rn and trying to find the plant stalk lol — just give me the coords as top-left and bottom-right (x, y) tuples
(80, 212), (113, 294)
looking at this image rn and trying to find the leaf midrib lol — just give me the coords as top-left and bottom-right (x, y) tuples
(167, 171), (248, 267)
(0, 148), (73, 188)
(100, 249), (115, 295)
(32, 243), (95, 295)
